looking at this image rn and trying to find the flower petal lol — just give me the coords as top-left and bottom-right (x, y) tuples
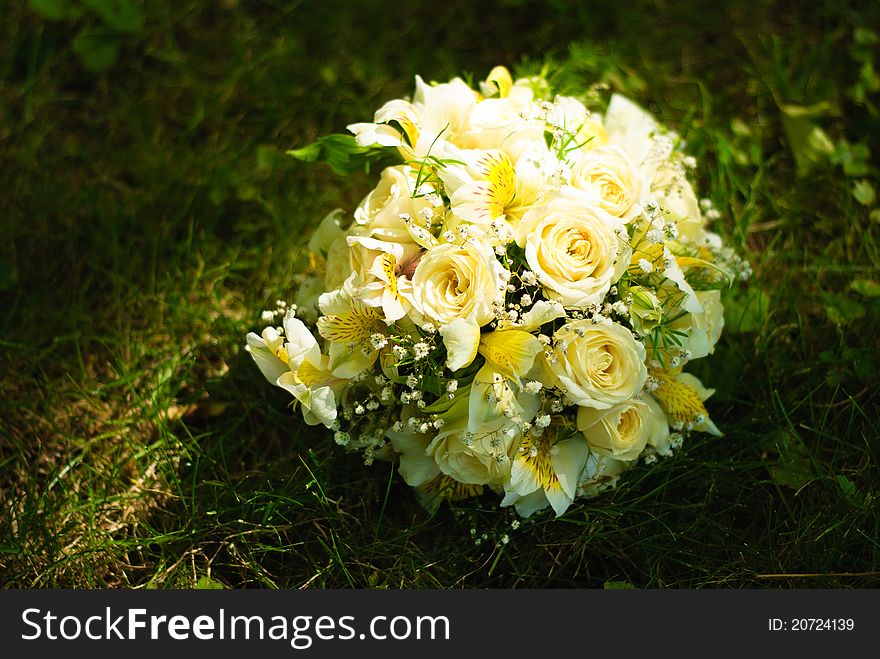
(479, 329), (542, 385)
(245, 332), (289, 385)
(439, 317), (481, 371)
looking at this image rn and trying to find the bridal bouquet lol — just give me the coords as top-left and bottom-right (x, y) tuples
(246, 66), (750, 517)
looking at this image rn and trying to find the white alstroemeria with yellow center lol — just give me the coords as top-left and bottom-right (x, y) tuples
(441, 299), (566, 373)
(344, 234), (421, 324)
(450, 150), (517, 226)
(465, 330), (543, 433)
(347, 75), (476, 160)
(245, 312), (345, 428)
(317, 275), (386, 378)
(649, 367), (722, 436)
(502, 431), (589, 517)
(444, 141), (553, 240)
(363, 245), (419, 324)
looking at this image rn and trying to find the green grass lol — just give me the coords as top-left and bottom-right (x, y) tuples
(1, 0), (879, 588)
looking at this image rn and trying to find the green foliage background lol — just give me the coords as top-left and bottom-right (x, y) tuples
(1, 0), (878, 588)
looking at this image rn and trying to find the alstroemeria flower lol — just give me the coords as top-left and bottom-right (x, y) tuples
(246, 312), (345, 428)
(348, 75), (476, 160)
(317, 275), (386, 378)
(345, 235), (420, 324)
(502, 431), (589, 517)
(649, 367), (722, 436)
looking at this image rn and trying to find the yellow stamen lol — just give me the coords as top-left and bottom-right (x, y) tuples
(317, 305), (383, 344)
(381, 252), (400, 300)
(477, 151), (516, 207)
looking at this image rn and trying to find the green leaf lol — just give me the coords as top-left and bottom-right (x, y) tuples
(836, 475), (856, 497)
(73, 28), (121, 72)
(194, 576), (225, 590)
(836, 475), (865, 507)
(287, 134), (392, 175)
(29, 0), (82, 20)
(769, 442), (814, 491)
(822, 293), (865, 325)
(778, 103), (834, 178)
(421, 375), (443, 397)
(81, 0), (144, 34)
(849, 278), (880, 298)
(832, 141), (871, 178)
(603, 580), (636, 589)
(852, 179), (876, 206)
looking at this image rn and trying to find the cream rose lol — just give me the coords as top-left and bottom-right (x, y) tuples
(426, 420), (515, 486)
(548, 319), (647, 409)
(353, 165), (436, 248)
(517, 195), (630, 307)
(578, 396), (664, 461)
(571, 145), (642, 220)
(411, 241), (506, 326)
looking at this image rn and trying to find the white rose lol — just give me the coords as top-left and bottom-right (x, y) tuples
(353, 165), (436, 249)
(458, 82), (542, 151)
(427, 419), (515, 486)
(411, 241), (506, 326)
(517, 194), (630, 307)
(603, 93), (660, 169)
(548, 319), (647, 409)
(577, 396), (663, 461)
(570, 145), (643, 220)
